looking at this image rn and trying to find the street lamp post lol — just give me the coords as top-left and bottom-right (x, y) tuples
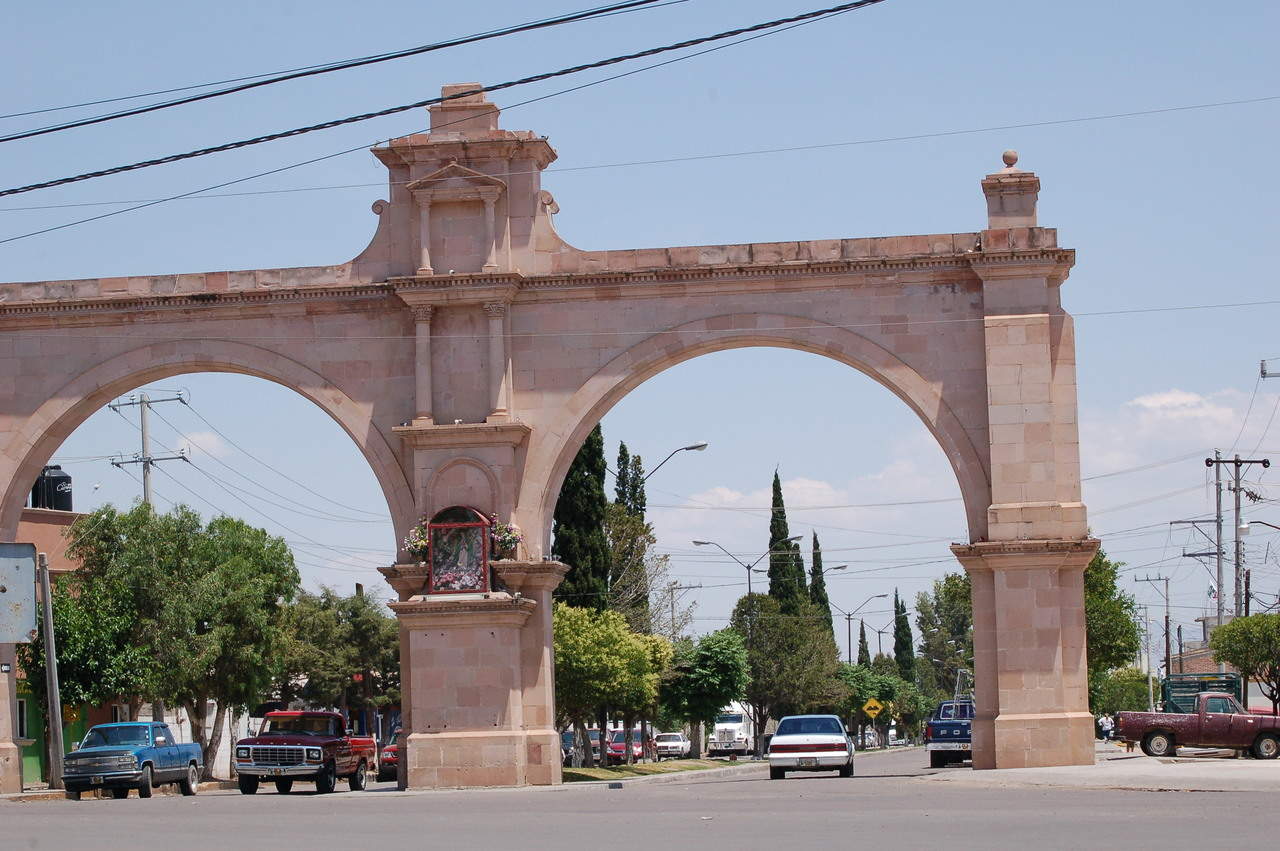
(643, 441), (708, 481)
(829, 594), (889, 664)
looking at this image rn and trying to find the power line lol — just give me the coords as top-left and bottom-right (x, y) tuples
(0, 1), (672, 143)
(0, 0), (888, 200)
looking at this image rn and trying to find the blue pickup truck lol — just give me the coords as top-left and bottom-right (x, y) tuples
(925, 699), (973, 768)
(62, 721), (204, 800)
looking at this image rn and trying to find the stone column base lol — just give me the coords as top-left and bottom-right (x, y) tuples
(0, 741), (21, 794)
(406, 729), (561, 788)
(973, 711), (1095, 769)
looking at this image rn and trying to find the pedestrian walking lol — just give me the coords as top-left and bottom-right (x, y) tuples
(1099, 714), (1114, 741)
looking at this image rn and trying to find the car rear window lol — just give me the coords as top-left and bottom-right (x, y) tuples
(936, 702), (974, 720)
(775, 717), (843, 736)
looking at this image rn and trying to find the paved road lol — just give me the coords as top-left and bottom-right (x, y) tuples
(4, 748), (1271, 850)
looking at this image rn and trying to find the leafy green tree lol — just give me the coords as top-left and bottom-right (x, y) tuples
(766, 472), (806, 613)
(915, 573), (973, 699)
(1084, 548), (1141, 675)
(553, 424), (610, 609)
(660, 629), (749, 753)
(1091, 667), (1152, 715)
(730, 594), (845, 754)
(857, 620), (871, 666)
(892, 590), (916, 682)
(1211, 613), (1280, 713)
(808, 533), (834, 635)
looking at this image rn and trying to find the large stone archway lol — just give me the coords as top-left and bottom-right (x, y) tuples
(0, 84), (1096, 792)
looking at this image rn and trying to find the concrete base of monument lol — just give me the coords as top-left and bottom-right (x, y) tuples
(406, 729), (563, 788)
(0, 742), (21, 795)
(972, 712), (1096, 769)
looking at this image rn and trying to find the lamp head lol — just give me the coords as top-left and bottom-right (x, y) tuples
(684, 441), (709, 452)
(1238, 523), (1250, 536)
(692, 540), (711, 546)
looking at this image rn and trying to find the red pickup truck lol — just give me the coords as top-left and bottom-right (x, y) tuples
(1117, 692), (1280, 759)
(234, 711), (377, 794)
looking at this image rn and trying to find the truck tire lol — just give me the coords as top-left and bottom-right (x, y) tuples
(348, 760), (367, 791)
(929, 752), (948, 768)
(769, 767), (785, 780)
(1252, 734), (1279, 760)
(64, 789), (81, 801)
(274, 779), (294, 794)
(838, 761), (854, 778)
(1141, 731), (1175, 757)
(238, 775), (260, 795)
(136, 765), (154, 799)
(315, 762), (337, 794)
(111, 788), (129, 799)
(179, 764), (199, 796)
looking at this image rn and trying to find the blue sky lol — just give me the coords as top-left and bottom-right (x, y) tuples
(7, 1), (1280, 659)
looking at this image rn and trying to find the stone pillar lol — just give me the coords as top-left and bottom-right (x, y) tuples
(416, 200), (434, 275)
(387, 560), (566, 788)
(411, 305), (434, 426)
(481, 195), (500, 272)
(0, 642), (20, 794)
(959, 151), (1095, 769)
(484, 302), (509, 421)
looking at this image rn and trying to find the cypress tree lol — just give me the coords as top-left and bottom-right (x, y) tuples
(893, 589), (917, 681)
(808, 532), (833, 634)
(614, 443), (632, 507)
(857, 619), (872, 666)
(767, 471), (804, 613)
(552, 424), (610, 609)
(626, 454), (646, 517)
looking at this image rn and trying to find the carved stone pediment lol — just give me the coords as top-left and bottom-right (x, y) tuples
(407, 162), (506, 204)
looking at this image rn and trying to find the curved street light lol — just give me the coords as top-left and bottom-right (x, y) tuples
(644, 441), (708, 481)
(830, 593), (889, 664)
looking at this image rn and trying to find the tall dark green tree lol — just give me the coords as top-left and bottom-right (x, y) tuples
(857, 619), (872, 666)
(625, 453), (646, 517)
(767, 471), (806, 613)
(808, 532), (834, 635)
(893, 590), (916, 682)
(614, 443), (632, 507)
(553, 423), (611, 609)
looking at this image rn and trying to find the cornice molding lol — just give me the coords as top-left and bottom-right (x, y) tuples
(951, 538), (1100, 571)
(392, 420), (531, 450)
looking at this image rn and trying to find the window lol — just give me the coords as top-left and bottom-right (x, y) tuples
(16, 699), (27, 739)
(111, 704), (128, 723)
(774, 717), (844, 737)
(715, 714), (744, 724)
(427, 506), (490, 593)
(1205, 697), (1235, 715)
(156, 724), (176, 743)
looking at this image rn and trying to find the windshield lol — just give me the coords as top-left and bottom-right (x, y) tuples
(655, 734), (680, 742)
(261, 716), (336, 736)
(936, 702), (974, 720)
(715, 714), (744, 724)
(609, 730), (643, 743)
(82, 726), (149, 748)
(774, 717), (843, 737)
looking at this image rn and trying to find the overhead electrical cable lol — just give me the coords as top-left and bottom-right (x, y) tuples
(0, 0), (891, 200)
(0, 0), (672, 142)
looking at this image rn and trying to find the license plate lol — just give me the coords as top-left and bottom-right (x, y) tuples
(91, 776), (103, 784)
(270, 768), (284, 776)
(797, 758), (818, 767)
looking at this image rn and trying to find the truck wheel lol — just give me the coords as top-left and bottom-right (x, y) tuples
(315, 762), (336, 794)
(111, 788), (130, 799)
(1252, 734), (1279, 760)
(238, 775), (260, 795)
(65, 789), (81, 801)
(274, 779), (294, 794)
(769, 767), (786, 780)
(179, 764), (199, 796)
(1141, 732), (1175, 757)
(929, 752), (948, 768)
(136, 765), (154, 799)
(838, 761), (854, 778)
(348, 760), (367, 791)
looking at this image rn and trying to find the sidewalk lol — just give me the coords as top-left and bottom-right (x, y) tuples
(2, 780), (237, 803)
(920, 742), (1278, 793)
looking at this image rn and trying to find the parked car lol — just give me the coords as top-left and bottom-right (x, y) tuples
(233, 711), (377, 794)
(1117, 691), (1280, 758)
(560, 729), (603, 765)
(606, 729), (649, 764)
(925, 699), (973, 767)
(654, 732), (691, 759)
(708, 708), (754, 756)
(62, 721), (203, 800)
(376, 728), (401, 782)
(767, 714), (853, 779)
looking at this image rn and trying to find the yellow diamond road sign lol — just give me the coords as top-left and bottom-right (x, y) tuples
(862, 698), (884, 718)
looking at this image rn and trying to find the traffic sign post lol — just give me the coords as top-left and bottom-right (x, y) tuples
(0, 543), (37, 794)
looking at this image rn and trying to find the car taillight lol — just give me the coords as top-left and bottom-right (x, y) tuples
(924, 726), (933, 742)
(770, 743), (847, 753)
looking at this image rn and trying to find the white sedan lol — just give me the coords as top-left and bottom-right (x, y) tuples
(767, 714), (854, 779)
(654, 732), (691, 759)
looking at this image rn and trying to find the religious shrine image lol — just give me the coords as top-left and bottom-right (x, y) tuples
(0, 84), (1097, 788)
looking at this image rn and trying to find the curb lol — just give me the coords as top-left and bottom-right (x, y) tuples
(3, 779), (237, 803)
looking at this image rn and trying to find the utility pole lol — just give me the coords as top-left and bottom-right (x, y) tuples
(1136, 574), (1171, 679)
(1140, 606), (1154, 711)
(108, 392), (190, 505)
(664, 582), (700, 639)
(1206, 453), (1269, 618)
(38, 553), (65, 789)
(1176, 624), (1184, 674)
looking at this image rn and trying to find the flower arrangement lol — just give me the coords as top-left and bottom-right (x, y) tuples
(490, 516), (523, 557)
(402, 522), (430, 562)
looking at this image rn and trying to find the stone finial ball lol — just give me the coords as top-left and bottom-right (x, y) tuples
(1002, 149), (1019, 168)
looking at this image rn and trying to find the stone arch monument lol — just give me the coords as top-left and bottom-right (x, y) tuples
(0, 84), (1096, 792)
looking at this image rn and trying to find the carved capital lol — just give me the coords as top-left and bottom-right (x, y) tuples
(409, 304), (435, 324)
(483, 301), (508, 319)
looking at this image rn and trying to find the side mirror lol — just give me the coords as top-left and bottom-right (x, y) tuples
(154, 736), (167, 746)
(70, 742), (79, 751)
(345, 729), (353, 737)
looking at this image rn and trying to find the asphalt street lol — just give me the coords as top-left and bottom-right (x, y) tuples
(4, 748), (1272, 850)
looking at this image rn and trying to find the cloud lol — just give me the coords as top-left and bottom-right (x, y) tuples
(175, 430), (231, 458)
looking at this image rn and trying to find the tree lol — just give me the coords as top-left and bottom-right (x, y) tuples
(625, 453), (646, 517)
(1084, 548), (1141, 675)
(602, 503), (676, 635)
(915, 572), (973, 699)
(766, 472), (806, 613)
(1091, 667), (1152, 715)
(730, 594), (845, 754)
(808, 532), (834, 635)
(614, 442), (632, 507)
(1211, 613), (1280, 713)
(660, 629), (749, 745)
(892, 590), (916, 682)
(553, 423), (610, 609)
(857, 620), (871, 666)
